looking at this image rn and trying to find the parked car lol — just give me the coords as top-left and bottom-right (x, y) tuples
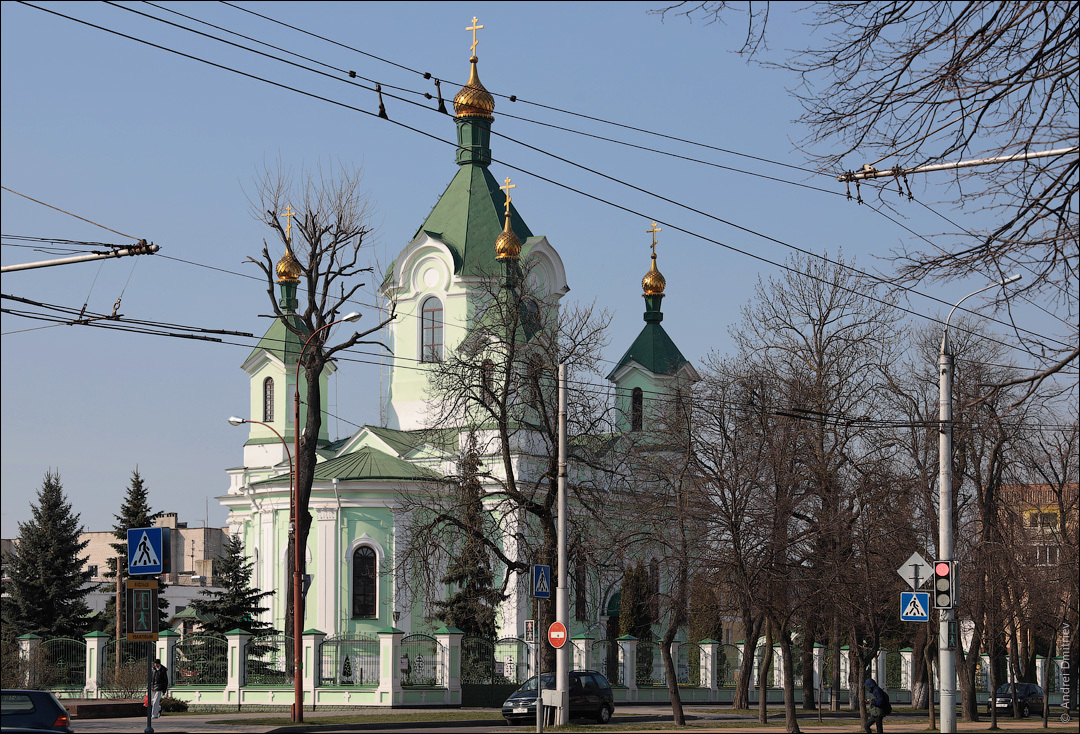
(986, 682), (1045, 718)
(0, 690), (73, 732)
(501, 670), (614, 725)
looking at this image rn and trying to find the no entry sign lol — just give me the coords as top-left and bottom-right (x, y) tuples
(548, 621), (567, 648)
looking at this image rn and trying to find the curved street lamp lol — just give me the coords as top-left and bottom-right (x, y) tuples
(937, 273), (1019, 734)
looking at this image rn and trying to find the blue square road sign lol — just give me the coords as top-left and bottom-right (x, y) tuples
(532, 564), (551, 599)
(127, 527), (166, 575)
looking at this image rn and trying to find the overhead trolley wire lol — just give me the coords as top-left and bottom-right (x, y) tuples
(14, 2), (1072, 363)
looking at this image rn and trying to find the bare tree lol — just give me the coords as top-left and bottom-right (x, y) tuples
(654, 1), (1079, 392)
(393, 262), (616, 654)
(249, 160), (393, 640)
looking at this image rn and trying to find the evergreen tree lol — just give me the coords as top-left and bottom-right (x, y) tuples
(434, 440), (504, 638)
(190, 535), (275, 637)
(1, 470), (93, 638)
(103, 468), (165, 636)
(618, 561), (654, 641)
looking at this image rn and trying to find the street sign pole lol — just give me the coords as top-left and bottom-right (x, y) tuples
(554, 362), (569, 726)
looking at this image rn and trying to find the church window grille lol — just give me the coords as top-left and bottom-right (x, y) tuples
(631, 387), (643, 432)
(263, 377), (274, 422)
(420, 296), (443, 362)
(352, 546), (377, 618)
(481, 360), (496, 406)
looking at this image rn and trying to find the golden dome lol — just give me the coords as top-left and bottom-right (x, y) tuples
(494, 215), (521, 260)
(454, 57), (495, 118)
(276, 249), (302, 283)
(642, 255), (666, 296)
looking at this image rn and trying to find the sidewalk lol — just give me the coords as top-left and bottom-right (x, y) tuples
(65, 706), (1076, 733)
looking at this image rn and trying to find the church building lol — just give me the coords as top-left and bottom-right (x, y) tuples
(220, 29), (697, 643)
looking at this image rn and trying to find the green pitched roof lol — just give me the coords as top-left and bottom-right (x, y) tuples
(364, 426), (458, 456)
(607, 322), (689, 379)
(310, 446), (443, 482)
(247, 313), (306, 366)
(414, 164), (532, 278)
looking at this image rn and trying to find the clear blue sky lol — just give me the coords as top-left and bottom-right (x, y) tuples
(1, 1), (1053, 538)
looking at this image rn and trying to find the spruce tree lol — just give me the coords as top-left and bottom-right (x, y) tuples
(1, 470), (93, 638)
(190, 535), (275, 637)
(434, 440), (504, 638)
(618, 561), (654, 641)
(103, 468), (165, 636)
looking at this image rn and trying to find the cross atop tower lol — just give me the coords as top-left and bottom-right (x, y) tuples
(500, 177), (516, 216)
(467, 17), (484, 56)
(647, 221), (662, 256)
(283, 204), (296, 244)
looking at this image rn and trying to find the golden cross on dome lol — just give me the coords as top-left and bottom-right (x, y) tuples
(500, 177), (516, 215)
(467, 17), (484, 55)
(647, 221), (662, 255)
(283, 204), (296, 244)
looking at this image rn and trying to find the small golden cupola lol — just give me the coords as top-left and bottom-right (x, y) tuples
(453, 18), (495, 118)
(495, 177), (521, 260)
(641, 221), (666, 296)
(276, 204), (302, 283)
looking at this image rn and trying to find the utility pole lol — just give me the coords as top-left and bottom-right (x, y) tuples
(938, 274), (1020, 733)
(554, 362), (569, 724)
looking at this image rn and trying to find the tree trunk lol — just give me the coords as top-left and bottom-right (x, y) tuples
(777, 626), (801, 733)
(830, 615), (841, 711)
(758, 621), (773, 724)
(801, 633), (816, 710)
(911, 623), (929, 709)
(734, 612), (762, 710)
(660, 625), (685, 725)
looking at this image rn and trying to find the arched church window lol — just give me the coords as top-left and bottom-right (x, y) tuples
(481, 359), (496, 406)
(352, 546), (377, 618)
(631, 387), (643, 432)
(420, 296), (443, 363)
(263, 377), (274, 422)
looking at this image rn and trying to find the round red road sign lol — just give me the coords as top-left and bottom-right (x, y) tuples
(547, 621), (568, 648)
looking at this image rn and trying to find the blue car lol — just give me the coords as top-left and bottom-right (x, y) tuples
(1, 690), (73, 732)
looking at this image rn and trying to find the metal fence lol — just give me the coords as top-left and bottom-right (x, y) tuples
(245, 635), (293, 686)
(99, 639), (150, 697)
(677, 643), (703, 686)
(719, 644), (740, 687)
(592, 639), (620, 686)
(493, 637), (532, 684)
(460, 637), (494, 685)
(399, 634), (440, 687)
(37, 638), (86, 689)
(320, 635), (379, 686)
(885, 651), (903, 690)
(173, 635), (228, 686)
(636, 640), (665, 687)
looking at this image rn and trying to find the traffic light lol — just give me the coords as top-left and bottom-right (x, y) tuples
(933, 560), (955, 609)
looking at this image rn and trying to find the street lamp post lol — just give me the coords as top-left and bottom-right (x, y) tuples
(290, 312), (361, 723)
(937, 274), (1019, 733)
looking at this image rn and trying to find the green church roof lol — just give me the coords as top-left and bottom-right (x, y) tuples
(363, 425), (458, 457)
(414, 164), (532, 278)
(311, 446), (443, 482)
(247, 313), (306, 367)
(607, 321), (689, 379)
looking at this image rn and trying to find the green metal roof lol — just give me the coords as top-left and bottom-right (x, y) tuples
(311, 446), (443, 482)
(247, 313), (306, 367)
(606, 321), (689, 379)
(413, 164), (532, 278)
(363, 425), (458, 456)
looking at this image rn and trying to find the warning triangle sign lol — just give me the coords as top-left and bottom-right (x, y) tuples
(904, 594), (926, 618)
(131, 531), (161, 568)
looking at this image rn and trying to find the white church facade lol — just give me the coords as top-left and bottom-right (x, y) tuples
(218, 38), (698, 644)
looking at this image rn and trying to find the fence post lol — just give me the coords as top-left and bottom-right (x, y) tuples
(899, 648), (913, 690)
(435, 626), (463, 705)
(813, 642), (824, 696)
(303, 629), (325, 707)
(83, 631), (108, 698)
(1036, 654), (1046, 690)
(701, 639), (719, 695)
(225, 628), (251, 707)
(378, 627), (404, 706)
(876, 648), (888, 687)
(158, 629), (179, 676)
(16, 634), (41, 688)
(571, 634), (592, 671)
(618, 635), (637, 701)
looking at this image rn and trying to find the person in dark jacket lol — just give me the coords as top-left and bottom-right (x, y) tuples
(863, 678), (887, 733)
(150, 658), (169, 719)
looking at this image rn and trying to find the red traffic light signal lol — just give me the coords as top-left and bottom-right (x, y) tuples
(933, 560), (954, 609)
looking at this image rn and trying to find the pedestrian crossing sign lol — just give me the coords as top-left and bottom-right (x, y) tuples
(900, 591), (930, 622)
(128, 527), (166, 575)
(532, 564), (551, 599)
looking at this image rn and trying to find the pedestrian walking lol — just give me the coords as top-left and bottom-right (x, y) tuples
(863, 677), (891, 734)
(150, 658), (169, 719)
